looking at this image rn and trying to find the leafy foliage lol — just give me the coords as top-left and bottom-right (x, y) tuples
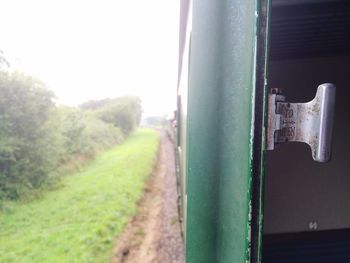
(79, 98), (112, 110)
(82, 96), (142, 135)
(0, 71), (142, 200)
(0, 72), (58, 199)
(59, 107), (124, 160)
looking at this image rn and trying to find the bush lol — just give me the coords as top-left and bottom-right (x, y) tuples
(0, 71), (141, 200)
(0, 72), (60, 199)
(59, 107), (124, 162)
(82, 96), (142, 135)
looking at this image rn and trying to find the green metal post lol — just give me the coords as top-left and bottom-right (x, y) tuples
(185, 0), (269, 262)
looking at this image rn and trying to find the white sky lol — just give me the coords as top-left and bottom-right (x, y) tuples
(0, 0), (179, 117)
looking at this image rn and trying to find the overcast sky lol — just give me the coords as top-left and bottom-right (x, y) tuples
(0, 0), (179, 117)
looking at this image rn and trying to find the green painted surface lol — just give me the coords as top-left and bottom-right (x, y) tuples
(185, 0), (261, 262)
(256, 1), (271, 262)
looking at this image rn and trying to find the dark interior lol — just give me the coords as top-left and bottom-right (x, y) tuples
(263, 0), (350, 262)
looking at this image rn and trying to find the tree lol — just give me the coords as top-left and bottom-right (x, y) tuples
(0, 72), (59, 199)
(96, 97), (142, 135)
(79, 98), (111, 110)
(57, 106), (124, 163)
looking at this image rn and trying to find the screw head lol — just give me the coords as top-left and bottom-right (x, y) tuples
(308, 221), (318, 230)
(271, 88), (283, 95)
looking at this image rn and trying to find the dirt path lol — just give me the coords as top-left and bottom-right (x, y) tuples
(110, 130), (185, 263)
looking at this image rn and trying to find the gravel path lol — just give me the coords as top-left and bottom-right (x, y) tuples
(110, 129), (185, 263)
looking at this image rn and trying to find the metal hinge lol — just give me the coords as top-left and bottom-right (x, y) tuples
(267, 83), (336, 162)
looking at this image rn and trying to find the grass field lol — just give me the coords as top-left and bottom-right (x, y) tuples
(0, 129), (159, 263)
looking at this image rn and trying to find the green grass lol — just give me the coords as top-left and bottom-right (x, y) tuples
(0, 128), (159, 263)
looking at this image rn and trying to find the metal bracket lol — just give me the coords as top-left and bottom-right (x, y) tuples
(267, 83), (336, 162)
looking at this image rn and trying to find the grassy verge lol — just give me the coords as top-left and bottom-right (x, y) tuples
(0, 128), (159, 263)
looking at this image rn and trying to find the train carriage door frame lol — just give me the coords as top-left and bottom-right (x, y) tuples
(184, 0), (270, 262)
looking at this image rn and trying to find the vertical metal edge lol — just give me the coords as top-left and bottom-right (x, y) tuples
(315, 83), (336, 162)
(186, 1), (266, 262)
(215, 1), (260, 262)
(251, 0), (271, 262)
(178, 0), (192, 247)
(185, 1), (222, 261)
